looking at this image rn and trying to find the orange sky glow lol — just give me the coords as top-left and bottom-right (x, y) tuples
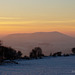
(0, 0), (75, 37)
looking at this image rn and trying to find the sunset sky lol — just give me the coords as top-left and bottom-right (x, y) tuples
(0, 0), (75, 37)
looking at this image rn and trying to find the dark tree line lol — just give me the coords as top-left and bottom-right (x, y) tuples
(50, 48), (75, 57)
(0, 40), (75, 64)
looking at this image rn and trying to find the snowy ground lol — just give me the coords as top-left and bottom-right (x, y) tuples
(0, 56), (75, 75)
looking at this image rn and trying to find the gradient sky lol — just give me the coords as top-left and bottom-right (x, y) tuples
(0, 0), (75, 37)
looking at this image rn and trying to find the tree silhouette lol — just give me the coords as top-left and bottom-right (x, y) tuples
(0, 40), (2, 46)
(0, 45), (22, 63)
(72, 48), (75, 54)
(4, 47), (17, 60)
(56, 52), (62, 56)
(30, 47), (43, 59)
(0, 41), (23, 64)
(0, 46), (4, 63)
(17, 51), (22, 59)
(0, 46), (17, 60)
(52, 52), (62, 57)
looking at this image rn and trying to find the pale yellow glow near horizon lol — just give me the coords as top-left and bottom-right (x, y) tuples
(0, 21), (75, 37)
(0, 17), (75, 37)
(0, 16), (75, 24)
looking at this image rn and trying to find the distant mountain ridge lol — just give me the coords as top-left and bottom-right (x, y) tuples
(2, 31), (75, 56)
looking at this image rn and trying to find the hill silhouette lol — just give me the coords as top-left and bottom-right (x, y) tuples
(1, 31), (75, 56)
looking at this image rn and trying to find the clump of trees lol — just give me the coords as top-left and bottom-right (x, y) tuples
(63, 54), (69, 56)
(30, 47), (44, 59)
(51, 48), (75, 57)
(0, 46), (22, 60)
(0, 41), (22, 64)
(52, 52), (62, 57)
(22, 56), (30, 60)
(17, 51), (22, 59)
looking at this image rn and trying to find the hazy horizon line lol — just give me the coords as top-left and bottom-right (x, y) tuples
(0, 31), (75, 38)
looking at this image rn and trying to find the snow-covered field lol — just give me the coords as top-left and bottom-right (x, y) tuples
(0, 56), (75, 75)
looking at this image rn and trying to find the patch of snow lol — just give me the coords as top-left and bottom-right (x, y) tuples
(0, 56), (75, 75)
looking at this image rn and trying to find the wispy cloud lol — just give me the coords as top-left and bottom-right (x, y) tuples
(41, 20), (75, 23)
(0, 20), (75, 25)
(0, 21), (36, 25)
(0, 17), (22, 20)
